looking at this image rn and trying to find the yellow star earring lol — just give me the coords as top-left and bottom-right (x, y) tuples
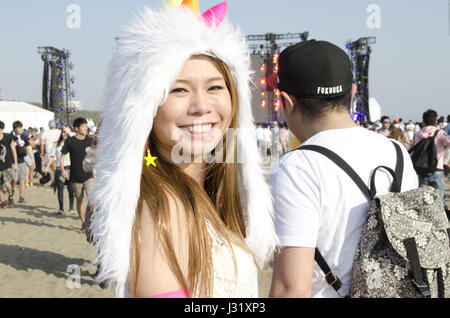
(144, 143), (158, 168)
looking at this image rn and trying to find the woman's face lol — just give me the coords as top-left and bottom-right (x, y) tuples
(152, 56), (233, 162)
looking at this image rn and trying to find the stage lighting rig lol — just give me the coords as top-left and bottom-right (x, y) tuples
(37, 46), (75, 126)
(247, 32), (309, 123)
(346, 37), (376, 122)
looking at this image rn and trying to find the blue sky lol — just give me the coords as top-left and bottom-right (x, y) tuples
(0, 0), (449, 122)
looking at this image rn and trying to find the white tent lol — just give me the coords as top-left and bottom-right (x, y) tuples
(369, 98), (382, 122)
(0, 101), (55, 132)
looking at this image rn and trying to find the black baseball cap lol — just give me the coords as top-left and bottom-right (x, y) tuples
(268, 40), (353, 99)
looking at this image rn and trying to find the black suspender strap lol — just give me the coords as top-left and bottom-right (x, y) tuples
(403, 237), (431, 298)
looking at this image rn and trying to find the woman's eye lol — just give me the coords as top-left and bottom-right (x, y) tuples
(209, 86), (224, 91)
(170, 88), (188, 94)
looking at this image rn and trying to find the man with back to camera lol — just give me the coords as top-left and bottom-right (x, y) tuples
(59, 118), (93, 228)
(40, 120), (62, 180)
(268, 40), (419, 298)
(413, 109), (450, 212)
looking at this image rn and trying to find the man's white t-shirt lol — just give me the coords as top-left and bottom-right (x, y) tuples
(256, 127), (265, 141)
(42, 129), (61, 157)
(270, 127), (418, 298)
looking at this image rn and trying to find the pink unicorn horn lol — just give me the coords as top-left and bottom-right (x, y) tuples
(201, 1), (227, 28)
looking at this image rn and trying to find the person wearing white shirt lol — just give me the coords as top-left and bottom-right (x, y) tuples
(44, 129), (74, 215)
(268, 40), (418, 298)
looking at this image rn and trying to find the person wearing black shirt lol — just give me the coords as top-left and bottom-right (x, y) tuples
(0, 121), (18, 209)
(10, 121), (34, 204)
(60, 118), (94, 228)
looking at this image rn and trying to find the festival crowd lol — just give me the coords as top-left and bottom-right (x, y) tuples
(0, 118), (98, 229)
(1, 0), (450, 299)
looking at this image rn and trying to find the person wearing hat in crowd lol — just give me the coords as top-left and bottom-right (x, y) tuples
(88, 0), (277, 298)
(268, 40), (418, 298)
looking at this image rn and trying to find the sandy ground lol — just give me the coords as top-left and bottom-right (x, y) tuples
(1, 171), (449, 298)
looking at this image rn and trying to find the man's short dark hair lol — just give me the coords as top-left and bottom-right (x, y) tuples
(447, 115), (450, 123)
(0, 121), (4, 130)
(73, 117), (88, 129)
(291, 93), (351, 119)
(381, 116), (390, 123)
(423, 109), (438, 126)
(13, 121), (23, 129)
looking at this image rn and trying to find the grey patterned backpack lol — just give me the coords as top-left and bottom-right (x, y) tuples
(299, 142), (450, 298)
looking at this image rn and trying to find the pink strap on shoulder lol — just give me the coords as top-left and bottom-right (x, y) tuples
(148, 290), (188, 298)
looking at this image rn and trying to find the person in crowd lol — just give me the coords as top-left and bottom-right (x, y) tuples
(272, 121), (280, 159)
(405, 120), (416, 143)
(88, 0), (276, 298)
(0, 120), (18, 209)
(388, 127), (410, 150)
(413, 109), (450, 209)
(268, 40), (418, 298)
(256, 123), (266, 157)
(279, 123), (289, 156)
(376, 116), (391, 137)
(437, 116), (445, 130)
(398, 118), (405, 132)
(264, 123), (272, 157)
(40, 120), (62, 183)
(44, 128), (75, 216)
(60, 118), (93, 228)
(23, 131), (36, 189)
(443, 115), (450, 135)
(10, 121), (35, 204)
(31, 128), (44, 180)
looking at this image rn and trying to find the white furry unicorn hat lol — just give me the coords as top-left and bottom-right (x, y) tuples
(89, 0), (277, 297)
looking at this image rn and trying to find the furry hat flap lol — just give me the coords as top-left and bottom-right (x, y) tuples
(89, 5), (278, 297)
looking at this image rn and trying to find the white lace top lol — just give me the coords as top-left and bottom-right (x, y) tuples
(199, 223), (258, 298)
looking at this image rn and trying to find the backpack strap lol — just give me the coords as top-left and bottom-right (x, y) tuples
(404, 238), (431, 298)
(298, 145), (372, 201)
(296, 142), (405, 298)
(297, 145), (372, 297)
(392, 141), (404, 188)
(314, 249), (345, 296)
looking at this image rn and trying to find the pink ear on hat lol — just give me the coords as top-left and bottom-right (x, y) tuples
(201, 1), (227, 28)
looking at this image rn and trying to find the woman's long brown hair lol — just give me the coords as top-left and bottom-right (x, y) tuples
(130, 56), (252, 297)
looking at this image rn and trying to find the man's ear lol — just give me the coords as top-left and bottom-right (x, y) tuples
(281, 92), (296, 115)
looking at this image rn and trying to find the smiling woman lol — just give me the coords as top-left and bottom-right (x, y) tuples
(88, 0), (277, 298)
(152, 55), (234, 163)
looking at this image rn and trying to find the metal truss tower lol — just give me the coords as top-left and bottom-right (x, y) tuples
(346, 37), (376, 122)
(247, 32), (309, 123)
(37, 47), (76, 126)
